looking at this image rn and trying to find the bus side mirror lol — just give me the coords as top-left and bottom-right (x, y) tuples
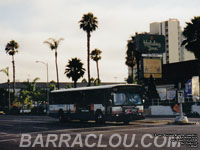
(109, 99), (113, 106)
(109, 93), (114, 106)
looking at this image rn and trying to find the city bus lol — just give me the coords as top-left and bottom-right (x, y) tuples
(49, 84), (145, 124)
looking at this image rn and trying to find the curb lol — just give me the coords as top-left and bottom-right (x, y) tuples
(168, 121), (199, 125)
(135, 120), (170, 124)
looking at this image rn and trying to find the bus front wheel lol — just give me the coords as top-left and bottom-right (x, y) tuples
(95, 111), (104, 124)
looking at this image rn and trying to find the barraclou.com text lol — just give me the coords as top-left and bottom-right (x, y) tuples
(19, 133), (181, 148)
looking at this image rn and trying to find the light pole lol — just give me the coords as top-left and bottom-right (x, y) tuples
(36, 61), (49, 114)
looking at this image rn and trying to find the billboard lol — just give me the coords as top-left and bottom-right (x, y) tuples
(143, 58), (162, 78)
(136, 34), (165, 54)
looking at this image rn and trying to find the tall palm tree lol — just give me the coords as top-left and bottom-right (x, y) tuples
(0, 67), (10, 110)
(125, 36), (137, 83)
(91, 48), (102, 85)
(79, 12), (98, 86)
(44, 38), (64, 89)
(64, 58), (85, 88)
(182, 16), (200, 59)
(5, 40), (19, 95)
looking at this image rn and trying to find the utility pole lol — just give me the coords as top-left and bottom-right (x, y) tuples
(36, 61), (49, 114)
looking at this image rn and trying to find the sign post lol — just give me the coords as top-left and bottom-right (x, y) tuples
(178, 90), (184, 117)
(175, 83), (189, 123)
(135, 34), (165, 81)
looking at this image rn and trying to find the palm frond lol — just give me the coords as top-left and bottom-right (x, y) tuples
(32, 77), (40, 83)
(0, 67), (9, 77)
(79, 12), (98, 32)
(44, 37), (64, 50)
(5, 40), (19, 56)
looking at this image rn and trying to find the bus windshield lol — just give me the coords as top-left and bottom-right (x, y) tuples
(113, 93), (142, 106)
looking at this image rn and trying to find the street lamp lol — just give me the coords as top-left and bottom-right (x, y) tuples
(36, 61), (49, 114)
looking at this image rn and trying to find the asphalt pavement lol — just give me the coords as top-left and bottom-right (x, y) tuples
(0, 115), (199, 150)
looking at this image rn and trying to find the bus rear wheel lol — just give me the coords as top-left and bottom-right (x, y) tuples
(58, 111), (65, 123)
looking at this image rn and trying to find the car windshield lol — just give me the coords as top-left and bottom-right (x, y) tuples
(113, 93), (142, 105)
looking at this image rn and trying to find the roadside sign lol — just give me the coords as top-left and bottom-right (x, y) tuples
(178, 90), (184, 103)
(184, 79), (192, 98)
(143, 58), (162, 78)
(135, 34), (165, 54)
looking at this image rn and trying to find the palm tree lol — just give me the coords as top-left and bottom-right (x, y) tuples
(5, 40), (19, 95)
(125, 36), (137, 83)
(64, 58), (85, 88)
(91, 48), (102, 85)
(44, 38), (64, 89)
(79, 12), (98, 86)
(0, 67), (10, 110)
(182, 16), (200, 59)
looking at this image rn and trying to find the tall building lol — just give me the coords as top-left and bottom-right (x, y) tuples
(150, 19), (195, 64)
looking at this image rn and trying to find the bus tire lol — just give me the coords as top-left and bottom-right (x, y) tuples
(58, 110), (65, 123)
(123, 120), (129, 124)
(95, 111), (104, 124)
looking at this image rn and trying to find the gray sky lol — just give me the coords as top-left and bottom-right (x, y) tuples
(0, 0), (199, 83)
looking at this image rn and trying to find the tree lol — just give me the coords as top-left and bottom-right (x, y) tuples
(64, 58), (85, 88)
(125, 36), (137, 83)
(44, 38), (64, 89)
(79, 12), (98, 86)
(81, 78), (87, 83)
(0, 67), (10, 110)
(182, 16), (200, 59)
(49, 80), (57, 91)
(22, 77), (40, 100)
(90, 48), (102, 85)
(90, 77), (95, 83)
(5, 40), (19, 95)
(18, 90), (31, 111)
(18, 77), (47, 110)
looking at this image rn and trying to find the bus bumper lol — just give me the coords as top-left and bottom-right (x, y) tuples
(112, 113), (145, 122)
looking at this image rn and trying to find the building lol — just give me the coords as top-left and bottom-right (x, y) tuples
(150, 18), (195, 64)
(158, 59), (200, 85)
(0, 82), (126, 94)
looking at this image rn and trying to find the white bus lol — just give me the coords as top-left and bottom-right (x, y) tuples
(49, 84), (145, 124)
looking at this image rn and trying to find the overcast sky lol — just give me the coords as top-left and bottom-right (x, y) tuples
(0, 0), (199, 83)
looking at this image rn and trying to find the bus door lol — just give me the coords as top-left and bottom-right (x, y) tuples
(76, 103), (90, 113)
(105, 93), (113, 115)
(74, 91), (90, 114)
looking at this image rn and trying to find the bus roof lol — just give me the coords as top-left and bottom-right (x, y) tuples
(51, 84), (140, 93)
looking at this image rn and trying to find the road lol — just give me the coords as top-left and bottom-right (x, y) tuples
(0, 115), (199, 150)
